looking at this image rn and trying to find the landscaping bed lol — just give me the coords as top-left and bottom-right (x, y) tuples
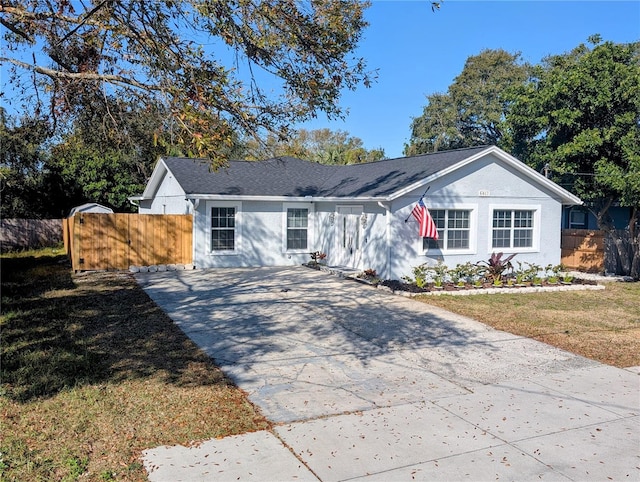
(378, 276), (599, 294)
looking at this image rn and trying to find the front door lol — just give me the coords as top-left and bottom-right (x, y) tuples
(335, 206), (362, 268)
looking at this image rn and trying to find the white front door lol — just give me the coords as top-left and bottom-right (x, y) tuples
(335, 206), (362, 268)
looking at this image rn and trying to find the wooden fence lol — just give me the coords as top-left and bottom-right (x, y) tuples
(1, 218), (63, 250)
(63, 213), (193, 271)
(560, 229), (604, 273)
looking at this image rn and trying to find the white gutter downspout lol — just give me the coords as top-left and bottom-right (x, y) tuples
(188, 198), (200, 268)
(378, 201), (392, 279)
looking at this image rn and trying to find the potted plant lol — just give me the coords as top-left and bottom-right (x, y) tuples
(308, 251), (327, 268)
(357, 268), (380, 286)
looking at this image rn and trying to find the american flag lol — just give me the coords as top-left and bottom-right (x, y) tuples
(411, 198), (439, 239)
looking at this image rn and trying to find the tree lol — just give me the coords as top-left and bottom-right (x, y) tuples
(241, 128), (385, 164)
(508, 37), (640, 278)
(48, 96), (173, 212)
(1, 0), (373, 167)
(0, 109), (65, 218)
(405, 49), (529, 155)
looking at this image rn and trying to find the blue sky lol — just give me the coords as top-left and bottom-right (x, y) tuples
(298, 1), (640, 159)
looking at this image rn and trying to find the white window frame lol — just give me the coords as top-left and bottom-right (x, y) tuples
(206, 200), (241, 256)
(488, 204), (541, 253)
(421, 204), (477, 255)
(282, 202), (314, 253)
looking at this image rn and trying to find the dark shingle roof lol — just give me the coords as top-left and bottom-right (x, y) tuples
(163, 146), (490, 198)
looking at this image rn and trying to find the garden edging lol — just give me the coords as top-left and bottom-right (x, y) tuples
(316, 265), (606, 297)
(375, 282), (606, 297)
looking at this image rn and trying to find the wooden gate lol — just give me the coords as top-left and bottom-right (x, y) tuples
(64, 214), (192, 271)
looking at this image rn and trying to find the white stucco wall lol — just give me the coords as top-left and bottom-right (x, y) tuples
(386, 154), (565, 280)
(138, 171), (189, 214)
(163, 152), (567, 278)
(194, 199), (318, 269)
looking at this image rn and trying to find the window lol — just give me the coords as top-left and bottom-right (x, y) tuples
(211, 206), (235, 251)
(287, 208), (308, 250)
(492, 209), (534, 249)
(569, 210), (588, 229)
(423, 209), (471, 251)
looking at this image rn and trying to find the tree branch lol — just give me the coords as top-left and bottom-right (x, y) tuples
(0, 57), (158, 92)
(57, 0), (112, 45)
(0, 5), (99, 26)
(0, 16), (34, 43)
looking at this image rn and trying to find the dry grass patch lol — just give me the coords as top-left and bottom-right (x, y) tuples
(415, 281), (640, 368)
(1, 248), (270, 481)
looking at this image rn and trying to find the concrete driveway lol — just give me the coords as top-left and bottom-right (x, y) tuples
(137, 266), (639, 481)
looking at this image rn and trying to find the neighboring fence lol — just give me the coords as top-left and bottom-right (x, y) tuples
(0, 218), (63, 250)
(560, 229), (605, 273)
(603, 229), (634, 276)
(63, 213), (193, 271)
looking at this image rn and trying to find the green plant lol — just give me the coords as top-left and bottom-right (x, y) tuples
(63, 455), (89, 482)
(524, 262), (542, 282)
(430, 261), (449, 287)
(545, 263), (562, 283)
(557, 264), (574, 283)
(514, 261), (528, 284)
(100, 470), (116, 481)
(404, 261), (449, 288)
(449, 262), (475, 286)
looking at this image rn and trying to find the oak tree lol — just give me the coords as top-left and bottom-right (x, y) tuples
(1, 0), (373, 167)
(405, 49), (529, 155)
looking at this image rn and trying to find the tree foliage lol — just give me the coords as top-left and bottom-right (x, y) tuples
(405, 49), (529, 155)
(508, 37), (640, 277)
(1, 0), (373, 167)
(0, 110), (64, 218)
(241, 128), (385, 164)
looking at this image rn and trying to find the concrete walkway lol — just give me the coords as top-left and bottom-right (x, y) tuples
(136, 267), (639, 481)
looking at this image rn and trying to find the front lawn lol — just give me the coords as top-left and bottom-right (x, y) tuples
(0, 248), (270, 481)
(415, 281), (640, 368)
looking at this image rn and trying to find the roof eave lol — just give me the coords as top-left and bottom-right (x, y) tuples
(141, 157), (171, 199)
(184, 194), (389, 203)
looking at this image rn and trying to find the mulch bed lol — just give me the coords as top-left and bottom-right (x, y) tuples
(378, 278), (598, 293)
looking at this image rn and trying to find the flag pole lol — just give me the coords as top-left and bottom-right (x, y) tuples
(404, 186), (431, 223)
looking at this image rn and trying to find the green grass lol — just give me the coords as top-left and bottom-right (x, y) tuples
(1, 249), (270, 481)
